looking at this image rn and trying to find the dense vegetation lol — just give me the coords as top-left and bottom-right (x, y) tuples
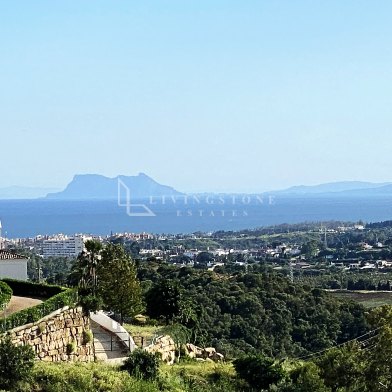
(8, 221), (392, 390)
(0, 336), (35, 390)
(4, 314), (392, 392)
(139, 263), (368, 358)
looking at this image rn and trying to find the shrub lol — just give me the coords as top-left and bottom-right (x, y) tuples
(0, 335), (35, 389)
(233, 355), (286, 390)
(38, 322), (46, 335)
(122, 349), (160, 381)
(82, 330), (93, 344)
(30, 362), (160, 392)
(0, 281), (12, 309)
(79, 293), (103, 314)
(66, 341), (76, 354)
(282, 362), (330, 392)
(1, 278), (64, 298)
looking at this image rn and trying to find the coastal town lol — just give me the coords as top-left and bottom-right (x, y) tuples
(2, 220), (392, 288)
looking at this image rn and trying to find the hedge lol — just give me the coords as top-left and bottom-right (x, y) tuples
(0, 288), (78, 333)
(1, 279), (64, 299)
(0, 282), (12, 310)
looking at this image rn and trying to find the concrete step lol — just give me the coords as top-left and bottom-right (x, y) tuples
(90, 320), (129, 364)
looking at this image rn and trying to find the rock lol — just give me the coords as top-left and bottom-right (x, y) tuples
(204, 347), (216, 354)
(212, 352), (224, 361)
(186, 343), (203, 356)
(202, 347), (216, 359)
(145, 335), (176, 365)
(185, 343), (224, 362)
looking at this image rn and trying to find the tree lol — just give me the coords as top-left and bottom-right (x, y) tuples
(195, 251), (214, 265)
(70, 240), (103, 313)
(316, 343), (365, 392)
(122, 349), (160, 380)
(363, 306), (392, 391)
(79, 240), (103, 294)
(301, 241), (319, 259)
(233, 355), (285, 390)
(145, 279), (184, 324)
(97, 243), (143, 324)
(71, 240), (102, 294)
(279, 362), (330, 392)
(291, 362), (330, 392)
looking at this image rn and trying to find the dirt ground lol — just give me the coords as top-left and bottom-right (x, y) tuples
(329, 290), (392, 308)
(0, 295), (43, 317)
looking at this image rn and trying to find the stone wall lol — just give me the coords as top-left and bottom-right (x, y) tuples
(7, 306), (94, 362)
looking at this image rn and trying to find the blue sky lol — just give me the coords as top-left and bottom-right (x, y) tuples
(1, 1), (392, 193)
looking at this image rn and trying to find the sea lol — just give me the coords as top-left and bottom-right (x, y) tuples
(1, 194), (392, 238)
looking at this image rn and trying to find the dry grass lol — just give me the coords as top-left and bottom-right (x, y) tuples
(123, 323), (162, 338)
(330, 290), (392, 308)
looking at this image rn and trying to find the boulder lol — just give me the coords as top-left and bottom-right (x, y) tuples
(145, 335), (176, 365)
(186, 343), (203, 356)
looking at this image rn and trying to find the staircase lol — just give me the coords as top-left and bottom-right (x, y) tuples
(90, 311), (136, 365)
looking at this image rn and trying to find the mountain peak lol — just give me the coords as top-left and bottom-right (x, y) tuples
(46, 173), (183, 200)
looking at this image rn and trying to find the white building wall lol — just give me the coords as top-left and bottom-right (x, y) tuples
(42, 236), (87, 258)
(0, 260), (28, 281)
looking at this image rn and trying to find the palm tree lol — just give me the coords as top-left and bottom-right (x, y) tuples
(74, 240), (102, 295)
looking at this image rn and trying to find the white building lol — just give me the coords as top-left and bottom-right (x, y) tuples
(42, 235), (88, 258)
(0, 250), (28, 281)
(0, 220), (4, 250)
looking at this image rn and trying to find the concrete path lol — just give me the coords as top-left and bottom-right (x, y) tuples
(90, 320), (129, 365)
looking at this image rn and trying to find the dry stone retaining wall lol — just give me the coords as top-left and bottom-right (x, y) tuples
(7, 306), (94, 362)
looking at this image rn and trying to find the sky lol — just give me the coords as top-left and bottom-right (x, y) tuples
(1, 0), (392, 193)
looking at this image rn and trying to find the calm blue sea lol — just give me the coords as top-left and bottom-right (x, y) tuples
(0, 195), (392, 237)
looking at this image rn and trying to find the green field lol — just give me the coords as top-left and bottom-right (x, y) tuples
(329, 290), (392, 308)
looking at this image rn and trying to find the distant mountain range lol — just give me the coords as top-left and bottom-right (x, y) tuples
(2, 177), (392, 200)
(46, 173), (183, 200)
(0, 186), (59, 200)
(45, 177), (392, 199)
(276, 181), (392, 195)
